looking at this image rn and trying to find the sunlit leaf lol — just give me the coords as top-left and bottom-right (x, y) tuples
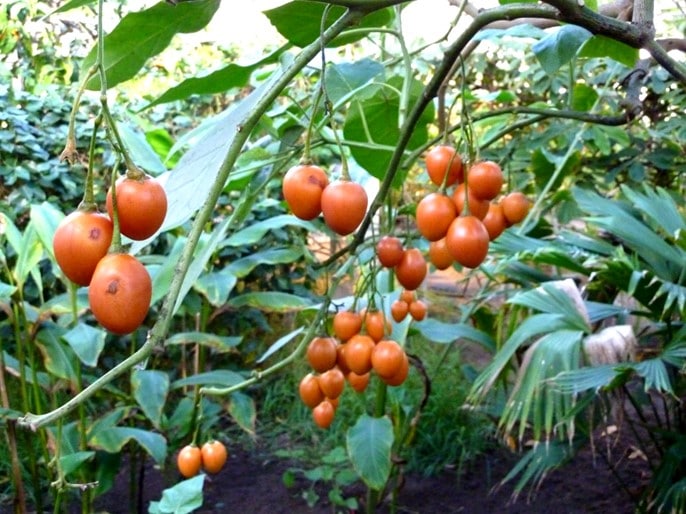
(228, 292), (312, 312)
(118, 123), (167, 175)
(578, 34), (638, 68)
(325, 58), (384, 106)
(149, 475), (205, 514)
(82, 0), (221, 90)
(256, 326), (304, 364)
(532, 25), (593, 75)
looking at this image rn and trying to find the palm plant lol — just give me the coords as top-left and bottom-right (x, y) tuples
(467, 184), (686, 510)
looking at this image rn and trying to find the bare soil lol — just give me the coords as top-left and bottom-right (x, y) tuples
(93, 433), (649, 514)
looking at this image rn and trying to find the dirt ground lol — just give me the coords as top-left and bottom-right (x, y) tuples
(92, 433), (649, 514)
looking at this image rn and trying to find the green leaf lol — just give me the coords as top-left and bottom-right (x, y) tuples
(35, 326), (77, 381)
(325, 59), (384, 106)
(171, 370), (245, 389)
(571, 83), (598, 112)
(91, 426), (167, 465)
(62, 323), (107, 367)
(82, 0), (221, 90)
(343, 75), (434, 185)
(223, 215), (315, 247)
(30, 202), (64, 262)
(635, 359), (673, 394)
(226, 247), (303, 278)
(149, 474), (205, 514)
(59, 451), (95, 477)
(474, 23), (547, 41)
(144, 47), (285, 109)
(118, 123), (167, 175)
(12, 223), (43, 288)
(509, 280), (590, 331)
(166, 332), (242, 353)
(415, 318), (495, 352)
(578, 35), (638, 68)
(553, 364), (621, 394)
(256, 326), (304, 364)
(132, 369), (170, 429)
(228, 392), (256, 435)
(0, 281), (16, 300)
(2, 352), (50, 389)
(346, 414), (393, 490)
(264, 2), (393, 48)
(228, 292), (311, 312)
(532, 25), (593, 75)
(46, 0), (95, 16)
(193, 270), (237, 307)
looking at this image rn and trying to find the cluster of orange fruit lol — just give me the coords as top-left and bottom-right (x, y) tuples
(282, 163), (369, 236)
(299, 307), (411, 429)
(418, 145), (531, 270)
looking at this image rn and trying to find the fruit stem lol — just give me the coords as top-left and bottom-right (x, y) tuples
(108, 160), (123, 252)
(59, 64), (99, 165)
(78, 113), (102, 211)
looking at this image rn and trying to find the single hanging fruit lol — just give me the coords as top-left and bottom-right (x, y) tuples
(106, 173), (167, 240)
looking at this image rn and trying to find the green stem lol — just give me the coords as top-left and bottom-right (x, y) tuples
(79, 114), (102, 209)
(366, 381), (388, 514)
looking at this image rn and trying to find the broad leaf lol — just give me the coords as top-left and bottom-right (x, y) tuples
(264, 2), (394, 48)
(193, 270), (237, 307)
(222, 215), (315, 247)
(532, 25), (593, 75)
(132, 369), (170, 429)
(226, 247), (303, 278)
(149, 475), (205, 514)
(59, 451), (95, 477)
(62, 323), (106, 367)
(82, 0), (221, 90)
(30, 202), (63, 261)
(346, 415), (393, 490)
(344, 75), (434, 185)
(118, 123), (167, 174)
(228, 392), (256, 435)
(324, 58), (384, 106)
(578, 35), (638, 68)
(35, 326), (77, 381)
(91, 426), (167, 465)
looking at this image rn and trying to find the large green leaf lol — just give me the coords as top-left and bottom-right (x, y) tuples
(228, 291), (312, 312)
(29, 202), (63, 262)
(82, 0), (221, 90)
(59, 451), (95, 478)
(149, 475), (205, 514)
(90, 426), (167, 465)
(264, 2), (394, 48)
(228, 392), (256, 435)
(118, 123), (167, 175)
(532, 25), (593, 75)
(62, 322), (106, 367)
(132, 369), (170, 429)
(256, 326), (304, 364)
(324, 58), (384, 106)
(343, 75), (434, 185)
(578, 35), (638, 68)
(193, 270), (237, 307)
(144, 47), (285, 109)
(222, 215), (315, 247)
(509, 280), (590, 331)
(346, 414), (393, 490)
(35, 326), (77, 381)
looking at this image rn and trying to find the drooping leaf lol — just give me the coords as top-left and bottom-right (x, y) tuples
(132, 369), (170, 429)
(193, 270), (237, 307)
(228, 392), (256, 435)
(571, 83), (599, 112)
(222, 215), (315, 247)
(532, 25), (593, 75)
(346, 414), (393, 490)
(149, 475), (205, 514)
(62, 323), (106, 367)
(82, 0), (221, 90)
(166, 332), (242, 352)
(264, 2), (394, 48)
(171, 370), (245, 389)
(228, 291), (312, 312)
(90, 426), (167, 465)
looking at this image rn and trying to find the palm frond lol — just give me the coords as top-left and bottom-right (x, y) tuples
(509, 280), (591, 331)
(621, 185), (686, 239)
